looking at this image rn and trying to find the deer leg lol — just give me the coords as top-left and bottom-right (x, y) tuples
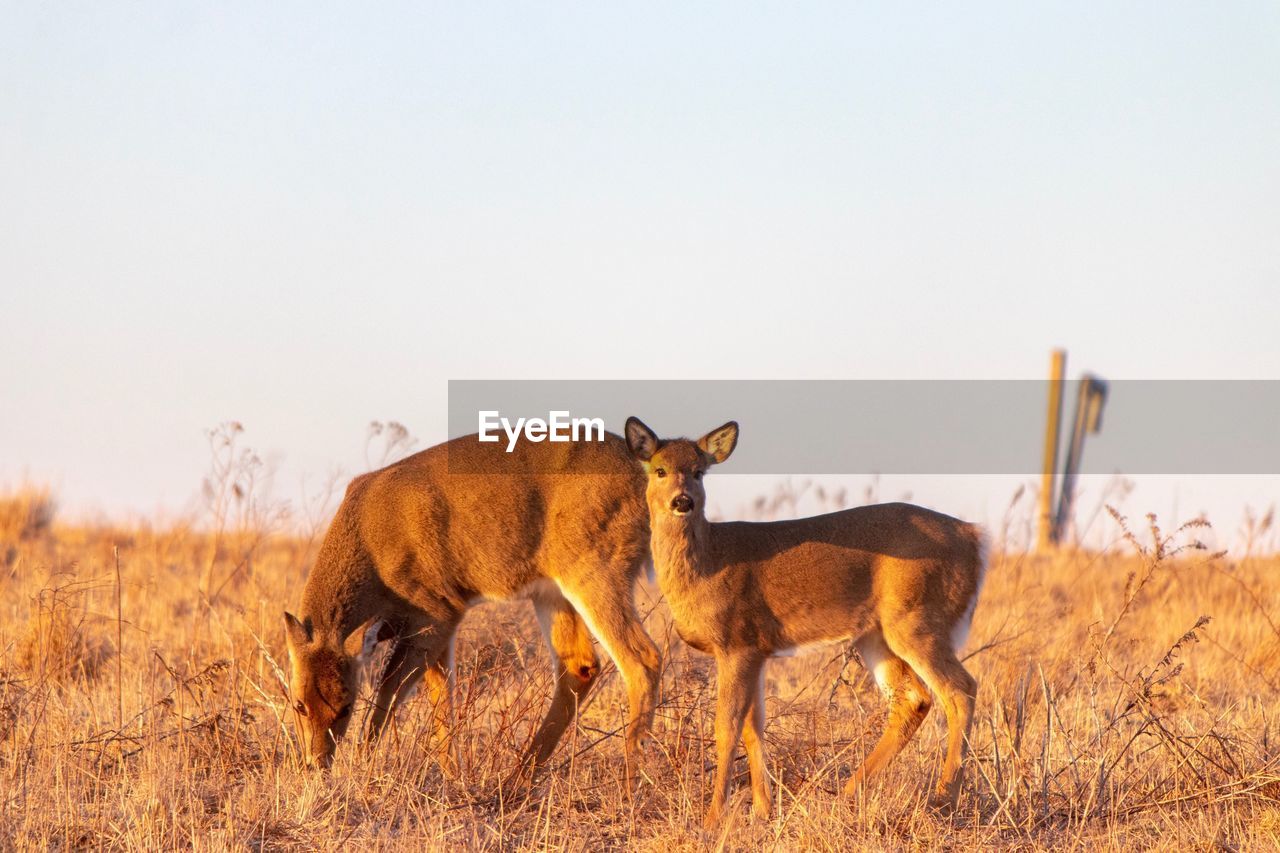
(522, 591), (601, 772)
(366, 637), (423, 740)
(740, 666), (772, 820)
(706, 652), (763, 829)
(421, 635), (458, 776)
(844, 632), (932, 795)
(884, 625), (977, 810)
(553, 577), (661, 791)
(367, 620), (458, 763)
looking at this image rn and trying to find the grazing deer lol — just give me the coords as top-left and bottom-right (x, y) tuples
(624, 417), (987, 828)
(283, 431), (660, 781)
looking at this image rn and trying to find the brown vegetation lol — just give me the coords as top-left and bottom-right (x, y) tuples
(0, 484), (1277, 849)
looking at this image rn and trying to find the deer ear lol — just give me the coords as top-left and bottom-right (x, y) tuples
(697, 421), (739, 464)
(625, 417), (659, 461)
(342, 617), (386, 663)
(284, 611), (312, 650)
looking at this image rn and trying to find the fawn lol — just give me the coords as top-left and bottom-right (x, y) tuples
(283, 431), (660, 782)
(624, 417), (987, 827)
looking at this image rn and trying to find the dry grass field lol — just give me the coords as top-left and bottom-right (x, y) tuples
(1, 474), (1278, 850)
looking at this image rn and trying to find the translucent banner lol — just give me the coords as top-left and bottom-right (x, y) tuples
(445, 380), (1280, 475)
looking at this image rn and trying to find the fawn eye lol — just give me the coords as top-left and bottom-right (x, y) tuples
(293, 700), (307, 717)
(655, 468), (666, 478)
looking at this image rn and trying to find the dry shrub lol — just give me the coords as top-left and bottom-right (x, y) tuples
(0, 678), (22, 742)
(0, 488), (1278, 849)
(17, 585), (111, 684)
(0, 485), (56, 562)
(1254, 807), (1280, 846)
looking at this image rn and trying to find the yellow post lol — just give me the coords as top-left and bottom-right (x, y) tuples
(1037, 349), (1066, 551)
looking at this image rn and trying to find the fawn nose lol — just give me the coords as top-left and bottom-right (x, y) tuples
(671, 494), (694, 514)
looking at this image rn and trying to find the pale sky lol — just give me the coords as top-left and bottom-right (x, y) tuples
(2, 4), (1277, 543)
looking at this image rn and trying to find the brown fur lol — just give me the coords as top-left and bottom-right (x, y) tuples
(625, 417), (987, 828)
(284, 431), (661, 778)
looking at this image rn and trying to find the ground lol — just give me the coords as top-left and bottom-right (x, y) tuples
(1, 489), (1278, 850)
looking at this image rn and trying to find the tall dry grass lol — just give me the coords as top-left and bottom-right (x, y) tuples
(0, 477), (1277, 850)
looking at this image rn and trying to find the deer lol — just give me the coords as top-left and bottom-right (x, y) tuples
(623, 417), (988, 828)
(282, 430), (661, 784)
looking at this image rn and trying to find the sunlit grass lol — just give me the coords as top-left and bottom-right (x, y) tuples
(0, 483), (1277, 849)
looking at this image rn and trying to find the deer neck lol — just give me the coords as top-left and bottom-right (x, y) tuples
(299, 563), (368, 647)
(650, 512), (714, 592)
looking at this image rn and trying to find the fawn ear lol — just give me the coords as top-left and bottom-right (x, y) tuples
(625, 417), (659, 461)
(284, 612), (312, 650)
(697, 421), (739, 464)
(342, 617), (385, 663)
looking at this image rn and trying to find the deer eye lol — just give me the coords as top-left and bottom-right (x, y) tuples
(655, 468), (667, 478)
(694, 470), (704, 480)
(293, 700), (307, 717)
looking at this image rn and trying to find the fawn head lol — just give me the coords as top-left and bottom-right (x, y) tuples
(283, 611), (378, 768)
(625, 417), (738, 521)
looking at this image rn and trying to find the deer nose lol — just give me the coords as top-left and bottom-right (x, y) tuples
(306, 747), (334, 771)
(671, 494), (694, 514)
